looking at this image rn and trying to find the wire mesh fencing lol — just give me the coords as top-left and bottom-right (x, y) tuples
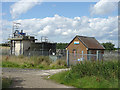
(0, 47), (10, 56)
(68, 53), (104, 65)
(1, 47), (118, 64)
(103, 51), (118, 60)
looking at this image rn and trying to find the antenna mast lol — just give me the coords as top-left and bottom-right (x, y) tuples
(12, 22), (21, 38)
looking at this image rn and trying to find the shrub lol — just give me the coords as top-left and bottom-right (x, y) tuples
(21, 62), (34, 68)
(50, 60), (118, 88)
(37, 64), (44, 69)
(68, 60), (118, 80)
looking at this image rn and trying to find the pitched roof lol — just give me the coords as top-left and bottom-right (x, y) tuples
(66, 35), (105, 50)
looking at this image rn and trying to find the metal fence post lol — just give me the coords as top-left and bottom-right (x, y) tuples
(67, 50), (69, 67)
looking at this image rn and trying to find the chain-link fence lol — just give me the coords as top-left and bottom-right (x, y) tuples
(0, 47), (10, 56)
(1, 47), (118, 64)
(24, 50), (49, 56)
(0, 48), (66, 62)
(103, 51), (118, 60)
(68, 53), (104, 65)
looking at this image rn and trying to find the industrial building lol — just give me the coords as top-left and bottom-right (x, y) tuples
(8, 23), (56, 56)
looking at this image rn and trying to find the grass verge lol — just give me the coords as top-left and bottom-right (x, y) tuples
(50, 60), (118, 88)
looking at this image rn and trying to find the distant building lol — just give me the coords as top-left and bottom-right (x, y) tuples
(8, 30), (56, 56)
(66, 35), (105, 61)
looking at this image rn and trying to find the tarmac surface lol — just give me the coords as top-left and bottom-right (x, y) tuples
(2, 68), (73, 88)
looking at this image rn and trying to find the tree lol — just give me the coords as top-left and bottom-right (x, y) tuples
(101, 42), (115, 51)
(56, 43), (68, 49)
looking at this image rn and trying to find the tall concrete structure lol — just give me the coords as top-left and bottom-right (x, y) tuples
(8, 23), (56, 56)
(8, 30), (37, 56)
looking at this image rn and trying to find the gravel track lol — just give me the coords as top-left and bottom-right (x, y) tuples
(2, 68), (73, 88)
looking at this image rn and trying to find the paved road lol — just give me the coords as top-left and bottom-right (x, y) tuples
(2, 68), (73, 88)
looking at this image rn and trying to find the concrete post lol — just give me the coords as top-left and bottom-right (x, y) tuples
(67, 50), (69, 67)
(10, 40), (12, 55)
(97, 50), (99, 60)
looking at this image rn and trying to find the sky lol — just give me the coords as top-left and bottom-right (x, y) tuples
(1, 0), (119, 47)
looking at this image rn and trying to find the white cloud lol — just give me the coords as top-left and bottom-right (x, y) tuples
(90, 0), (118, 15)
(10, 0), (41, 19)
(38, 25), (51, 35)
(2, 15), (118, 47)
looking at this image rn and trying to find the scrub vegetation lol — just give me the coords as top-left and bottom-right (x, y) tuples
(2, 55), (67, 70)
(50, 60), (118, 88)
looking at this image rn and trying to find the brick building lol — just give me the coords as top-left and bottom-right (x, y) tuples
(66, 35), (105, 61)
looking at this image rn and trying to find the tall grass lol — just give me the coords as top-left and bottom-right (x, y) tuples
(69, 60), (118, 80)
(50, 60), (118, 88)
(2, 55), (67, 69)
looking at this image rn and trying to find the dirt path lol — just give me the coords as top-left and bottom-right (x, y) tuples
(2, 68), (73, 88)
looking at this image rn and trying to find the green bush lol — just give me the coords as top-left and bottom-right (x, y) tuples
(70, 60), (118, 80)
(50, 60), (118, 88)
(36, 64), (44, 69)
(20, 62), (35, 68)
(2, 61), (20, 68)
